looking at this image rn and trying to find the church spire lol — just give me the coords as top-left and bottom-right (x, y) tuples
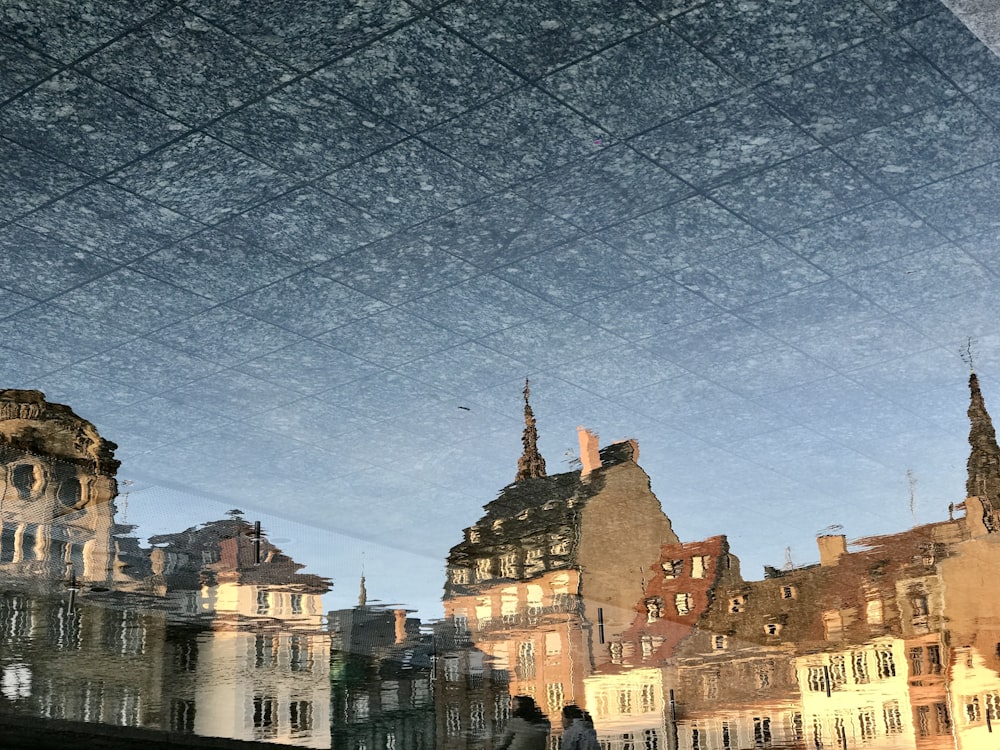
(358, 574), (367, 608)
(966, 372), (1000, 503)
(515, 378), (546, 482)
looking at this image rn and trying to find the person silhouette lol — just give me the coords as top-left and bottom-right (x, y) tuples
(496, 695), (551, 750)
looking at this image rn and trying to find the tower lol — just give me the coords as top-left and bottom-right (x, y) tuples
(514, 378), (546, 483)
(965, 373), (1000, 534)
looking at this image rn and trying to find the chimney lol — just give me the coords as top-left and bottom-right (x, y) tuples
(394, 609), (407, 644)
(578, 426), (601, 478)
(817, 534), (847, 567)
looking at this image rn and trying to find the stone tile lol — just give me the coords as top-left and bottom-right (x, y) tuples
(421, 86), (608, 186)
(698, 344), (838, 398)
(861, 0), (943, 26)
(234, 339), (379, 395)
(245, 397), (370, 447)
(571, 276), (725, 341)
(317, 371), (449, 422)
(0, 35), (59, 102)
(0, 304), (132, 364)
(160, 369), (306, 421)
(597, 195), (768, 273)
(396, 342), (530, 395)
(31, 368), (151, 418)
(477, 310), (627, 369)
(776, 199), (947, 276)
(670, 241), (830, 310)
(902, 8), (1000, 93)
(738, 280), (887, 345)
(317, 309), (462, 368)
(0, 137), (90, 223)
(410, 192), (580, 269)
(17, 181), (203, 264)
(794, 314), (937, 372)
(80, 7), (294, 127)
(710, 150), (885, 234)
(513, 145), (692, 231)
(758, 35), (957, 144)
(149, 306), (302, 367)
(630, 93), (820, 189)
(546, 345), (688, 398)
(315, 232), (477, 306)
(959, 228), (1000, 272)
(0, 0), (171, 63)
(131, 228), (300, 303)
(400, 275), (559, 339)
(642, 313), (778, 370)
(0, 70), (184, 174)
(76, 338), (226, 395)
(543, 26), (739, 137)
(189, 0), (416, 71)
(218, 187), (390, 265)
(0, 344), (58, 386)
(496, 237), (655, 306)
(0, 224), (117, 300)
(0, 287), (38, 319)
(229, 271), (389, 337)
(315, 18), (522, 133)
(840, 244), (991, 313)
(968, 79), (1000, 124)
(832, 98), (1000, 193)
(49, 267), (212, 335)
(97, 396), (234, 453)
(433, 0), (656, 78)
(109, 133), (299, 223)
(207, 76), (403, 180)
(670, 0), (884, 85)
(901, 160), (1000, 240)
(320, 138), (494, 230)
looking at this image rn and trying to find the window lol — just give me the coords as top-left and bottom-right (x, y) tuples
(494, 694), (510, 724)
(764, 623), (782, 636)
(290, 594), (303, 615)
(780, 585), (797, 599)
(703, 672), (719, 700)
(806, 666), (828, 693)
(675, 593), (692, 616)
(662, 559), (682, 578)
(449, 567), (470, 584)
(289, 700), (312, 735)
(711, 635), (727, 651)
(911, 595), (929, 617)
(852, 650), (869, 684)
(445, 704), (461, 736)
(910, 646), (924, 675)
(753, 717), (771, 747)
(443, 655), (459, 681)
(288, 634), (312, 672)
(475, 557), (492, 580)
(170, 699), (196, 733)
(546, 683), (564, 716)
(645, 597), (664, 622)
(729, 596), (745, 613)
(252, 695), (276, 739)
(965, 696), (982, 724)
(470, 701), (486, 737)
(516, 641), (535, 680)
(691, 556), (709, 579)
(859, 709), (876, 740)
(617, 689), (633, 715)
(876, 648), (896, 679)
(866, 597), (884, 624)
(829, 655), (847, 688)
(640, 684), (656, 713)
(927, 644), (942, 674)
(500, 551), (518, 578)
(754, 661), (773, 689)
(255, 590), (269, 615)
(883, 701), (903, 734)
(721, 721), (732, 749)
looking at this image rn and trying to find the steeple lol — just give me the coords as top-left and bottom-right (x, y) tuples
(358, 574), (367, 608)
(966, 372), (1000, 504)
(515, 378), (546, 483)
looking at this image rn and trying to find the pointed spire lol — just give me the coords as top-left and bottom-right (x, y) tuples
(966, 373), (1000, 503)
(515, 378), (546, 482)
(358, 574), (367, 608)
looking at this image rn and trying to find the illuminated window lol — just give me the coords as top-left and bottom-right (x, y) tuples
(691, 555), (709, 579)
(883, 701), (902, 734)
(852, 650), (869, 684)
(965, 696), (982, 724)
(876, 648), (896, 679)
(675, 593), (692, 616)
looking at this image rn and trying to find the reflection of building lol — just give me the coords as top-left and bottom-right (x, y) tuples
(327, 579), (435, 750)
(441, 389), (680, 747)
(0, 389), (332, 747)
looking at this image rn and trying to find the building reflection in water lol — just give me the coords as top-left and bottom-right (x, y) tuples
(2, 375), (1000, 749)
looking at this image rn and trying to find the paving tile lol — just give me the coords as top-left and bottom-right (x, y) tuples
(315, 231), (478, 306)
(207, 75), (403, 179)
(902, 8), (1000, 93)
(513, 145), (692, 231)
(320, 138), (494, 230)
(229, 270), (389, 337)
(0, 70), (185, 174)
(0, 224), (117, 299)
(597, 195), (768, 272)
(543, 25), (739, 137)
(477, 310), (628, 369)
(901, 159), (1000, 240)
(0, 137), (90, 223)
(189, 0), (416, 71)
(131, 228), (300, 302)
(832, 98), (1000, 193)
(17, 180), (203, 264)
(433, 0), (656, 78)
(76, 338), (226, 395)
(109, 133), (299, 223)
(421, 86), (608, 185)
(0, 34), (59, 102)
(0, 304), (132, 364)
(80, 7), (294, 127)
(630, 92), (821, 189)
(671, 0), (884, 85)
(218, 186), (390, 265)
(710, 150), (885, 234)
(776, 199), (947, 276)
(234, 339), (379, 395)
(317, 308), (463, 367)
(315, 18), (522, 133)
